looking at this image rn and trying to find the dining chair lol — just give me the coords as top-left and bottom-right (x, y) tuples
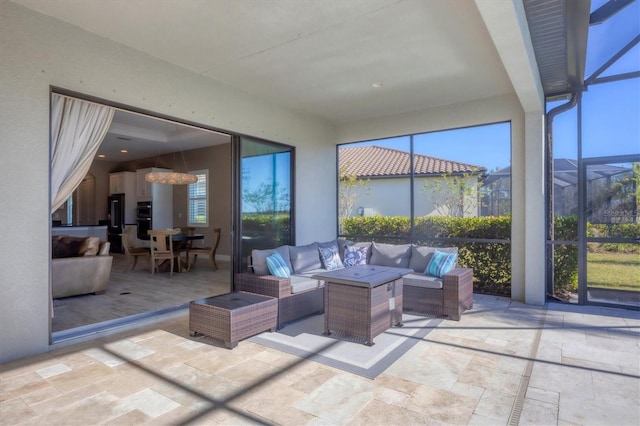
(122, 230), (149, 272)
(189, 227), (221, 271)
(148, 228), (183, 277)
(175, 226), (195, 260)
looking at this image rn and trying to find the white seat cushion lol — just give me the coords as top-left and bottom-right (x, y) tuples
(290, 274), (323, 294)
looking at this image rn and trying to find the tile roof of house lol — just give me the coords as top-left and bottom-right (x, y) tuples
(339, 145), (486, 178)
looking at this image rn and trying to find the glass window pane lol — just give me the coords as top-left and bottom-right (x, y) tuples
(600, 43), (640, 78)
(338, 136), (410, 240)
(550, 105), (579, 223)
(585, 0), (639, 78)
(587, 243), (639, 308)
(241, 137), (293, 269)
(188, 170), (208, 226)
(414, 122), (511, 239)
(582, 78), (640, 158)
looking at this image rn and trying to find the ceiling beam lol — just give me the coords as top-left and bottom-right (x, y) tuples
(475, 0), (544, 112)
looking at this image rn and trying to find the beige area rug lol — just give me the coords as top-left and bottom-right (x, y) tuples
(249, 313), (441, 379)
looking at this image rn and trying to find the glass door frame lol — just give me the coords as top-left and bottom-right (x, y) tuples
(231, 135), (296, 282)
(577, 154), (640, 307)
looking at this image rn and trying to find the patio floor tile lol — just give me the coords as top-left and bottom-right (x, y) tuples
(0, 293), (638, 425)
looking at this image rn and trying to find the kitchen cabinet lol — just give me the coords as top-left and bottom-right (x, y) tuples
(109, 172), (134, 195)
(108, 171), (136, 223)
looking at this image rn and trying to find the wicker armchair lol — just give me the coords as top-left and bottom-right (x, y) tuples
(235, 272), (324, 329)
(403, 267), (473, 320)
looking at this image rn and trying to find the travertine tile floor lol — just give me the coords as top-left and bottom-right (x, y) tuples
(1, 294), (638, 425)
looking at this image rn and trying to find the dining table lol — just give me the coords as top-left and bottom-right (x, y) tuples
(172, 233), (204, 272)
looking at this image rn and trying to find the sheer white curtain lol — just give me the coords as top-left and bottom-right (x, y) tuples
(50, 94), (115, 212)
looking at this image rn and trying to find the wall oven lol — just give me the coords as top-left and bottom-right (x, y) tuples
(136, 201), (152, 239)
(136, 217), (151, 240)
(136, 201), (152, 218)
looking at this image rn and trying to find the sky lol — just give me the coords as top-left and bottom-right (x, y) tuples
(349, 122), (512, 172)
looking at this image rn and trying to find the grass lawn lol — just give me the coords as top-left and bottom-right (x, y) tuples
(587, 252), (640, 290)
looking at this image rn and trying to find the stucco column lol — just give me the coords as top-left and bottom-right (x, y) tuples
(523, 111), (546, 305)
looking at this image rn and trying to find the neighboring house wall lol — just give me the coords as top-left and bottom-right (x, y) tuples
(346, 175), (480, 218)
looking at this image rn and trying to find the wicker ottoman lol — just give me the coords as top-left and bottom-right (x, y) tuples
(189, 291), (277, 348)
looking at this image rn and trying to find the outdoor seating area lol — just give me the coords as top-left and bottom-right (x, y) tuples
(236, 240), (474, 330)
(2, 3), (638, 426)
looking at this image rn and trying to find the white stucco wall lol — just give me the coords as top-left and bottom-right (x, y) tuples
(0, 1), (336, 363)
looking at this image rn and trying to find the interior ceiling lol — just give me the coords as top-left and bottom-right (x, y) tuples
(15, 0), (584, 161)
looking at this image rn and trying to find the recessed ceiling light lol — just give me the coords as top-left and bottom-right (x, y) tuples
(120, 149), (128, 153)
(97, 154), (106, 158)
(371, 82), (384, 88)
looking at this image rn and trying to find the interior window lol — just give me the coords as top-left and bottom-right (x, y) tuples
(188, 169), (209, 227)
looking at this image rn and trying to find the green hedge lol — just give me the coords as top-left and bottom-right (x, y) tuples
(342, 215), (580, 296)
(242, 214), (291, 248)
(552, 215), (578, 293)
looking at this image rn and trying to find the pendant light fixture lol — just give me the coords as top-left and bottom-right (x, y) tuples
(145, 150), (198, 185)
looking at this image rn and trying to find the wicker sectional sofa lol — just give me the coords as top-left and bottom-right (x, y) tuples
(235, 239), (473, 329)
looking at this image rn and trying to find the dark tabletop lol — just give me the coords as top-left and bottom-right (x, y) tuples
(192, 292), (274, 310)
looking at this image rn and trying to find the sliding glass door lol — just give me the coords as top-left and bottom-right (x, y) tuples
(580, 156), (639, 307)
(235, 137), (294, 273)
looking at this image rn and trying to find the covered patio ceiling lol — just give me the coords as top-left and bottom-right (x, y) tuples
(13, 0), (590, 124)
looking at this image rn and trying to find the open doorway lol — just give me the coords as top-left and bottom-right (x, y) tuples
(51, 98), (233, 341)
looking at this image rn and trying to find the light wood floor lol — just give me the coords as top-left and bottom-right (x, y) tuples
(51, 253), (231, 333)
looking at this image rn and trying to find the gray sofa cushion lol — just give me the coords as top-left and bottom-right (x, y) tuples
(289, 242), (322, 273)
(402, 272), (443, 289)
(370, 242), (412, 268)
(251, 245), (292, 275)
(408, 246), (458, 273)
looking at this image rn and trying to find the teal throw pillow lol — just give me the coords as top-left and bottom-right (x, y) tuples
(266, 252), (291, 278)
(319, 245), (343, 270)
(424, 249), (457, 278)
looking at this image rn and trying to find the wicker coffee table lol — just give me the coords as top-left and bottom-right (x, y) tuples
(189, 291), (277, 349)
(312, 265), (411, 346)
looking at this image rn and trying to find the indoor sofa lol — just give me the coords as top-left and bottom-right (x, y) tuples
(235, 239), (473, 329)
(51, 235), (113, 298)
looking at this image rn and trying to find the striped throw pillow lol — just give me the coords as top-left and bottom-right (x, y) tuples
(266, 252), (291, 278)
(424, 249), (457, 278)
